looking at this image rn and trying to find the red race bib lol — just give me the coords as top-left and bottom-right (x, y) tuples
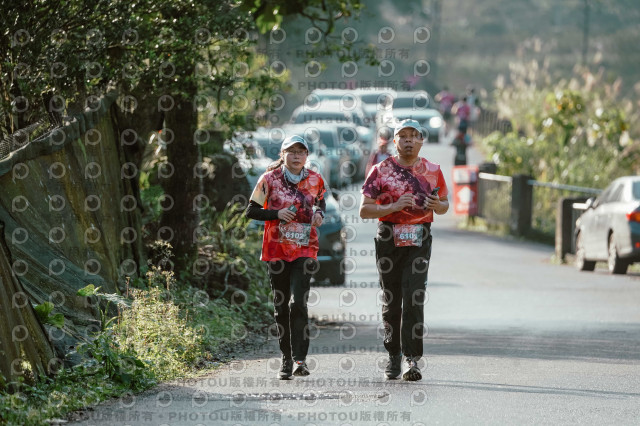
(279, 222), (312, 246)
(392, 224), (423, 247)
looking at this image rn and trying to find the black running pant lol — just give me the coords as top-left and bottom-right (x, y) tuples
(267, 257), (315, 361)
(374, 222), (432, 359)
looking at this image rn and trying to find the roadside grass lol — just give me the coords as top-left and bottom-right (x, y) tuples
(457, 216), (511, 237)
(0, 227), (272, 426)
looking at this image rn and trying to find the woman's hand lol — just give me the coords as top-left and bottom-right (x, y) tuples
(311, 212), (323, 227)
(277, 208), (296, 223)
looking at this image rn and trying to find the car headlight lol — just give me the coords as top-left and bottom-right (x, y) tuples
(429, 116), (443, 128)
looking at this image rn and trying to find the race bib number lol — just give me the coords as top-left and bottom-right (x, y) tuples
(279, 222), (312, 246)
(392, 224), (423, 247)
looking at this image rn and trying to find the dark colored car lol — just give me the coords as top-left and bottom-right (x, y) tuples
(392, 90), (431, 110)
(575, 176), (640, 274)
(315, 193), (346, 285)
(316, 123), (367, 182)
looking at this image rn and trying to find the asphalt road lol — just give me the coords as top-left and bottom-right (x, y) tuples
(72, 137), (640, 425)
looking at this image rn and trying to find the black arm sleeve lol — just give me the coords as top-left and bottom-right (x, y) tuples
(245, 200), (280, 221)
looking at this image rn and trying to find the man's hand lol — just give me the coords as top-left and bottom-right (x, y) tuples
(393, 193), (415, 212)
(423, 193), (440, 210)
(423, 194), (449, 215)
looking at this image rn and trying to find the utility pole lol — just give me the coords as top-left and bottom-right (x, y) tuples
(582, 0), (590, 65)
(429, 0), (443, 86)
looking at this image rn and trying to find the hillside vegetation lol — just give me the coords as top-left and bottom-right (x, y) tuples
(273, 0), (640, 120)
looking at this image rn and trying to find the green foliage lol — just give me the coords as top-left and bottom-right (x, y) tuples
(76, 284), (98, 297)
(168, 284), (271, 355)
(75, 285), (150, 388)
(1, 217), (271, 425)
(195, 204), (272, 298)
(76, 329), (153, 390)
(0, 354), (155, 426)
(487, 39), (640, 189)
(33, 302), (64, 328)
(196, 50), (289, 138)
(139, 180), (165, 226)
(482, 39), (640, 239)
(76, 284), (130, 332)
(240, 0), (365, 34)
(1, 0), (369, 139)
(112, 286), (202, 381)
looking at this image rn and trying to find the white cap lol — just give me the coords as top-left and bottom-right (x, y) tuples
(281, 135), (309, 151)
(394, 119), (423, 138)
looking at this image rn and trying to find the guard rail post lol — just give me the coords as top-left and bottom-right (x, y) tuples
(555, 197), (587, 262)
(510, 174), (533, 236)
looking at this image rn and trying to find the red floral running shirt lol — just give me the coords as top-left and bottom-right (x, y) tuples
(250, 167), (327, 262)
(362, 156), (448, 224)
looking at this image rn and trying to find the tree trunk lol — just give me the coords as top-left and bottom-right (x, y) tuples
(0, 223), (56, 390)
(159, 81), (201, 273)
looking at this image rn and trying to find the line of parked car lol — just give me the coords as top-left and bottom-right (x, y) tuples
(575, 176), (640, 275)
(226, 88), (446, 284)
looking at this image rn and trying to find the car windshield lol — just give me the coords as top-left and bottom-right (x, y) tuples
(632, 181), (640, 200)
(246, 135), (280, 160)
(359, 93), (393, 105)
(395, 110), (439, 121)
(294, 111), (351, 124)
(393, 96), (429, 109)
(299, 128), (336, 149)
(319, 131), (336, 148)
(336, 127), (358, 144)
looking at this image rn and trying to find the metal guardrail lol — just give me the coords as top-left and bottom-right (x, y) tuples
(479, 172), (512, 183)
(529, 180), (602, 238)
(527, 179), (601, 195)
(477, 171), (603, 241)
(477, 173), (512, 225)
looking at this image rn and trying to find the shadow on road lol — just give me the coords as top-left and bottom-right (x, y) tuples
(428, 325), (640, 363)
(428, 380), (640, 399)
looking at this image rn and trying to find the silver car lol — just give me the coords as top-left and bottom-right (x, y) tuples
(575, 176), (640, 274)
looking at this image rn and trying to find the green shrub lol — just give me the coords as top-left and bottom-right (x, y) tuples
(487, 40), (640, 188)
(0, 221), (272, 425)
(481, 40), (640, 239)
(113, 286), (203, 381)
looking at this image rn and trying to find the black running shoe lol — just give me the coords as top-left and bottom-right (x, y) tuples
(293, 360), (310, 376)
(385, 353), (402, 379)
(402, 357), (422, 381)
(279, 357), (293, 380)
